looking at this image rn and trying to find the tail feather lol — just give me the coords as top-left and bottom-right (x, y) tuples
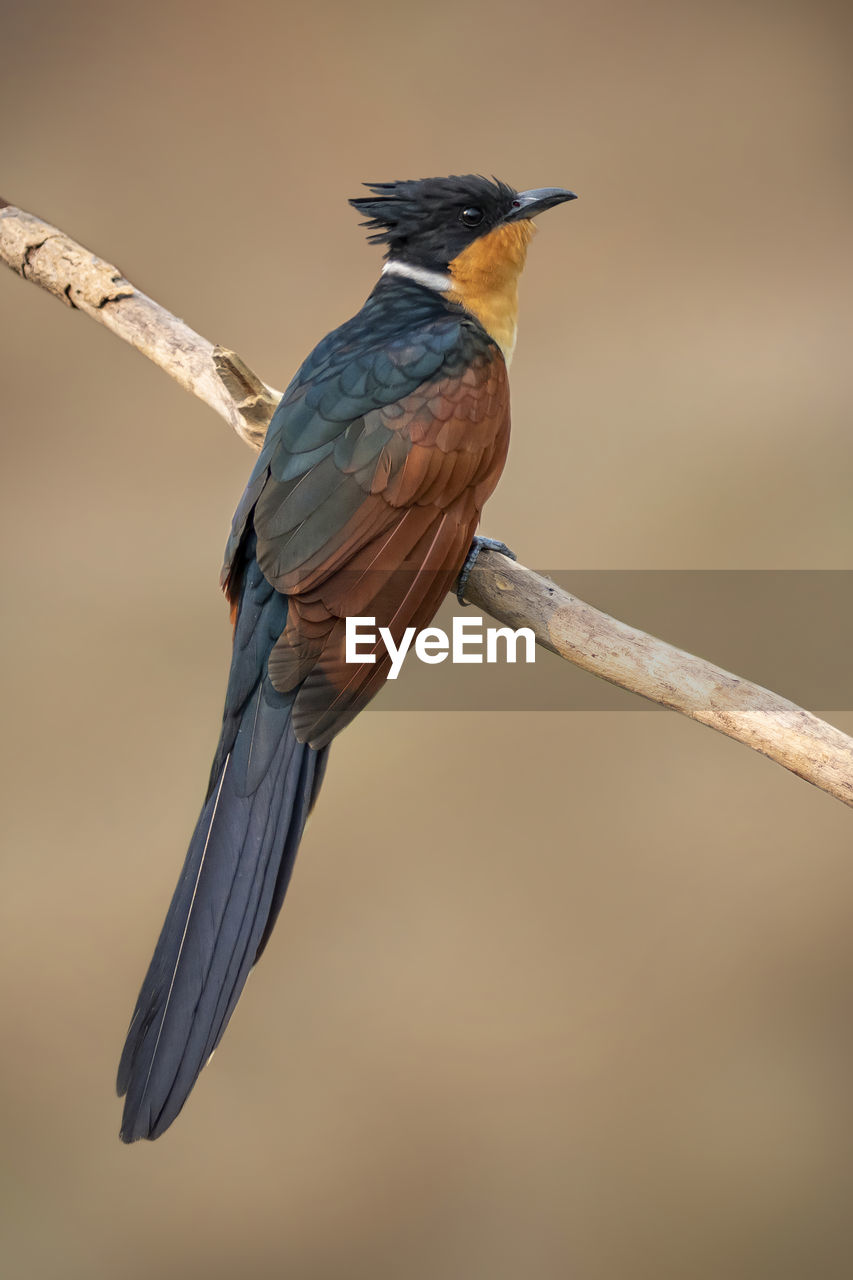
(117, 546), (329, 1142)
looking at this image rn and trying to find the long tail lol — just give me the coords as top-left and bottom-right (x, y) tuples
(117, 547), (328, 1142)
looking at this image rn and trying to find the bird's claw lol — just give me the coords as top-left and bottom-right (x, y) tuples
(455, 537), (516, 605)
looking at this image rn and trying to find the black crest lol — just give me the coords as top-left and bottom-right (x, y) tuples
(350, 175), (519, 269)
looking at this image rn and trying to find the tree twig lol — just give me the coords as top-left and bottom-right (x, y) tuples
(0, 200), (278, 448)
(3, 199), (852, 807)
(465, 555), (853, 804)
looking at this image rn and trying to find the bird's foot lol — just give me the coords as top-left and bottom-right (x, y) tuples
(456, 537), (516, 605)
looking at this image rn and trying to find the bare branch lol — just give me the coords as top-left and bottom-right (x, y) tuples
(3, 199), (852, 807)
(465, 554), (853, 805)
(0, 202), (278, 448)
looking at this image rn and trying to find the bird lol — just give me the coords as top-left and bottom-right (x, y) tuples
(117, 174), (576, 1141)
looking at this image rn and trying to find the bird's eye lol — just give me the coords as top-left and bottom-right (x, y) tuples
(460, 206), (484, 227)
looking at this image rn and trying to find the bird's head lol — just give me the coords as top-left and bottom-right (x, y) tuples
(350, 175), (575, 271)
(350, 174), (576, 361)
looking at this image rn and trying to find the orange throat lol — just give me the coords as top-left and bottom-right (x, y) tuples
(444, 220), (535, 364)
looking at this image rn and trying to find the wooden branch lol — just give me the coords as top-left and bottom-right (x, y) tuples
(0, 200), (278, 448)
(3, 199), (852, 807)
(465, 555), (853, 804)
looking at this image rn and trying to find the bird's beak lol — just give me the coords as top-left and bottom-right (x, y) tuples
(505, 187), (577, 221)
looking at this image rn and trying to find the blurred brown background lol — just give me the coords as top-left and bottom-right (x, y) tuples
(2, 1), (853, 1276)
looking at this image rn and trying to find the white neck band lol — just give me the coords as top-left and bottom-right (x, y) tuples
(382, 259), (452, 293)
